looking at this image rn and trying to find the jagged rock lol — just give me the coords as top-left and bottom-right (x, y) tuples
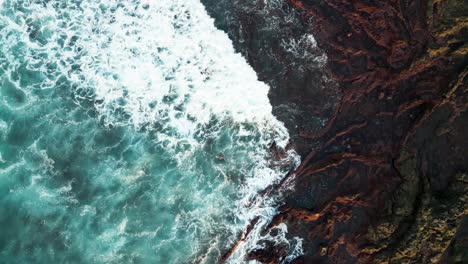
(203, 0), (467, 263)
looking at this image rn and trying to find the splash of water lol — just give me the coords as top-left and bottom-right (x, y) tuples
(0, 0), (303, 262)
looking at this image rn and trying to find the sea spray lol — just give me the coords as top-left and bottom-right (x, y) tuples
(0, 0), (302, 262)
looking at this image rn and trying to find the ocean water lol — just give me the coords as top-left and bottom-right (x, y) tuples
(0, 0), (302, 263)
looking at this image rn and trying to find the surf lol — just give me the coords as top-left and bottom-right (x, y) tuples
(0, 0), (303, 262)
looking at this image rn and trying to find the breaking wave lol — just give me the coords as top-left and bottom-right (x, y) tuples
(0, 0), (304, 262)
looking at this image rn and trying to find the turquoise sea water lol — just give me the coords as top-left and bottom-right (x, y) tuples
(0, 1), (302, 263)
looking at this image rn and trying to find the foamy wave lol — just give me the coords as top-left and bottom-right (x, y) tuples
(0, 0), (303, 262)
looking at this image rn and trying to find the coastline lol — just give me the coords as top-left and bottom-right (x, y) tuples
(203, 0), (468, 263)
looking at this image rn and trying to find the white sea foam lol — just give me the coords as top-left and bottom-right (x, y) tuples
(0, 0), (306, 262)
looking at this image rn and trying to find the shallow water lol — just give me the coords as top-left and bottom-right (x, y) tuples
(0, 0), (302, 263)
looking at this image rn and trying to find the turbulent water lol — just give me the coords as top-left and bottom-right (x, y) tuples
(0, 0), (303, 263)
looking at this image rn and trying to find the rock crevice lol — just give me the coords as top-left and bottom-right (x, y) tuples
(201, 0), (467, 263)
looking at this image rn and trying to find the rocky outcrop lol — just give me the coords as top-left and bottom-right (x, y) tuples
(247, 0), (467, 263)
(202, 0), (467, 263)
(200, 0), (340, 156)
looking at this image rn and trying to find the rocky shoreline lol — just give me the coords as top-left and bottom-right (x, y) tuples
(202, 0), (467, 263)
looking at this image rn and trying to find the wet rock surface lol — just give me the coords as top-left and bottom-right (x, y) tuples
(202, 0), (467, 263)
(200, 0), (340, 156)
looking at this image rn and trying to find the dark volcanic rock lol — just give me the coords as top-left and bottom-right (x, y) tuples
(258, 0), (467, 263)
(200, 0), (340, 156)
(202, 0), (467, 263)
